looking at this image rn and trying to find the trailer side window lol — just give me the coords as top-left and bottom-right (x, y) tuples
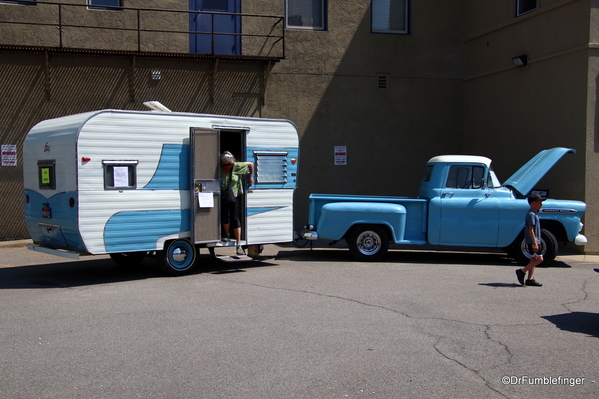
(254, 151), (288, 184)
(103, 160), (138, 190)
(38, 160), (56, 190)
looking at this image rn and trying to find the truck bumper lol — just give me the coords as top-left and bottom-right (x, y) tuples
(575, 234), (587, 246)
(302, 230), (319, 240)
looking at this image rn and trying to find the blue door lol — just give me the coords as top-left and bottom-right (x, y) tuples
(189, 0), (241, 55)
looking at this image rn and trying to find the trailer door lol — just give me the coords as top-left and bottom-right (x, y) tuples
(190, 128), (220, 244)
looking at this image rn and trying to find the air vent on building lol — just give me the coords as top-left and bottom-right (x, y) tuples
(377, 74), (389, 90)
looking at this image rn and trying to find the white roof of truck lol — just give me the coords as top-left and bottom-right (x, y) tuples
(427, 155), (492, 167)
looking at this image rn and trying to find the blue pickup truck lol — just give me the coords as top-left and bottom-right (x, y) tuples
(302, 148), (587, 262)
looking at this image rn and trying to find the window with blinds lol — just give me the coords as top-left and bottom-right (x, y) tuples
(285, 0), (326, 30)
(371, 0), (408, 34)
(255, 151), (288, 184)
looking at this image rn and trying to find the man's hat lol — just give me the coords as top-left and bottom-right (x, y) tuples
(527, 193), (547, 203)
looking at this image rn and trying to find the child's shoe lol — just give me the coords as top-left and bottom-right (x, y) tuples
(525, 279), (542, 287)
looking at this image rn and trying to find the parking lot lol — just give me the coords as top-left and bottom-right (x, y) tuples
(1, 241), (598, 399)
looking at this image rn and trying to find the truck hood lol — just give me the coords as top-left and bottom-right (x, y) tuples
(503, 147), (576, 196)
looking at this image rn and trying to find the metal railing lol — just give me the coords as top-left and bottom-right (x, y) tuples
(0, 1), (285, 59)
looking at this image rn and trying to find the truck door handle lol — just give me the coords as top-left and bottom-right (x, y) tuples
(443, 192), (454, 197)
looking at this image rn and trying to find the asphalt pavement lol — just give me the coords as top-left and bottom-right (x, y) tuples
(0, 240), (598, 399)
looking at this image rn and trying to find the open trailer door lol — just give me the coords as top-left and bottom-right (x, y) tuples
(190, 127), (221, 244)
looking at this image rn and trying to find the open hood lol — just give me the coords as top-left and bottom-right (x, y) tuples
(503, 147), (576, 196)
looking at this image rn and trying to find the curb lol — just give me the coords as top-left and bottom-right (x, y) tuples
(0, 239), (32, 249)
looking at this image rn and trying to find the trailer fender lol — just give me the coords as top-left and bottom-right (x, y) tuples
(316, 202), (407, 241)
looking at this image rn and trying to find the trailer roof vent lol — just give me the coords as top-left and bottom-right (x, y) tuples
(143, 101), (172, 112)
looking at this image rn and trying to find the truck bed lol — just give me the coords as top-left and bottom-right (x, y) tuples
(308, 194), (428, 244)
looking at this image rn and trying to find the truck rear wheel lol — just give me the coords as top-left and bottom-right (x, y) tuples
(513, 228), (558, 265)
(347, 224), (389, 262)
(158, 239), (198, 275)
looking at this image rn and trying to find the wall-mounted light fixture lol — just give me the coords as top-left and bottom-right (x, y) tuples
(512, 55), (528, 67)
(151, 70), (161, 80)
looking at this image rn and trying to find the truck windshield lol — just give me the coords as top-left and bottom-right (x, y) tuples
(488, 168), (501, 188)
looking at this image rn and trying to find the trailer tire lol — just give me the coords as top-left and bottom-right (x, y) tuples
(109, 251), (147, 266)
(158, 239), (198, 275)
(513, 228), (558, 265)
(347, 224), (389, 262)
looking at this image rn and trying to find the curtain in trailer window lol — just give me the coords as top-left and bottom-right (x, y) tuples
(372, 0), (407, 33)
(286, 0), (325, 30)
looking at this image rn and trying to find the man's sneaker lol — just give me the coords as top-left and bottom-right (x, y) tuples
(525, 279), (542, 287)
(516, 269), (526, 285)
(236, 245), (245, 256)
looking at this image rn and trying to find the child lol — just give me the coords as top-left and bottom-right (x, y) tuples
(516, 193), (545, 286)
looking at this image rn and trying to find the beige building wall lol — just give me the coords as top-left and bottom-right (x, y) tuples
(253, 0), (465, 229)
(464, 0), (597, 251)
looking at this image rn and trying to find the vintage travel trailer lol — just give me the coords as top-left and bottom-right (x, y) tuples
(23, 108), (299, 275)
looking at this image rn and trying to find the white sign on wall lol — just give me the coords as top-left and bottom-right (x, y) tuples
(1, 145), (17, 166)
(334, 146), (347, 165)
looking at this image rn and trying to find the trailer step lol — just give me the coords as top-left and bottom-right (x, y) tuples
(214, 255), (253, 262)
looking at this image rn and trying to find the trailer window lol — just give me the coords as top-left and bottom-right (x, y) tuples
(38, 160), (56, 190)
(103, 160), (138, 190)
(254, 151), (288, 184)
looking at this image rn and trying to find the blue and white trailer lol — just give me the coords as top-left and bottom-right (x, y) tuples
(23, 108), (299, 275)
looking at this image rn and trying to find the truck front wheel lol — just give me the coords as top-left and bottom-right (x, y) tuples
(158, 239), (198, 275)
(347, 225), (389, 262)
(513, 228), (558, 265)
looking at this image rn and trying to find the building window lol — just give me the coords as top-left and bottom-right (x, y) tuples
(0, 1), (36, 5)
(372, 0), (409, 34)
(88, 0), (122, 10)
(202, 0), (228, 11)
(285, 0), (326, 30)
(515, 0), (536, 17)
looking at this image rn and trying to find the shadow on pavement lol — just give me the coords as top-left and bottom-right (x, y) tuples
(275, 247), (573, 268)
(542, 312), (599, 338)
(0, 254), (280, 289)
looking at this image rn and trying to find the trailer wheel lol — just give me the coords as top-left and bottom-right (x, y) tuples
(513, 228), (558, 265)
(158, 239), (198, 275)
(347, 224), (389, 262)
(109, 251), (147, 266)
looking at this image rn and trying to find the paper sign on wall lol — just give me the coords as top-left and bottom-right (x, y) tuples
(1, 145), (17, 166)
(334, 146), (347, 165)
(113, 166), (129, 187)
(198, 192), (214, 208)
